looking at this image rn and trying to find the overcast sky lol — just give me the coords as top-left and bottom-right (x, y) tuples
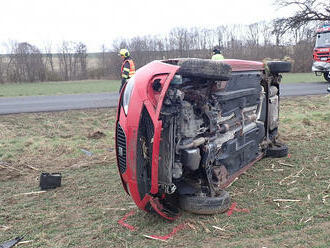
(0, 0), (293, 53)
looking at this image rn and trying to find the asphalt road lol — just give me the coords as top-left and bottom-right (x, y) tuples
(0, 82), (328, 115)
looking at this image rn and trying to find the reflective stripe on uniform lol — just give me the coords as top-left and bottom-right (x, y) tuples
(128, 60), (135, 77)
(212, 54), (224, 60)
(121, 59), (136, 79)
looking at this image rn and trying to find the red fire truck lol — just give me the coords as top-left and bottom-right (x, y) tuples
(312, 22), (330, 82)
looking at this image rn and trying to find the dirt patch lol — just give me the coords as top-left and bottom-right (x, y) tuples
(87, 131), (106, 139)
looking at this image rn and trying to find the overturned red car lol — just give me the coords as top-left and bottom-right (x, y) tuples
(115, 58), (291, 220)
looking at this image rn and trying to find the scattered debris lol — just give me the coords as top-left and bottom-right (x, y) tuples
(39, 172), (62, 190)
(212, 226), (226, 231)
(107, 148), (115, 152)
(0, 236), (23, 248)
(273, 199), (301, 202)
(104, 206), (136, 211)
(279, 168), (304, 185)
(14, 191), (47, 197)
(143, 223), (186, 242)
(117, 210), (136, 231)
(88, 131), (106, 139)
(322, 195), (329, 204)
(199, 221), (211, 233)
(186, 223), (196, 230)
(278, 162), (294, 168)
(80, 149), (93, 156)
(304, 217), (312, 223)
(23, 164), (40, 171)
(17, 240), (33, 246)
(227, 202), (250, 216)
(0, 225), (10, 231)
(226, 177), (238, 188)
(264, 169), (284, 172)
(0, 163), (22, 173)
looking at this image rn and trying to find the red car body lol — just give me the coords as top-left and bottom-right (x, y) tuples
(116, 58), (289, 219)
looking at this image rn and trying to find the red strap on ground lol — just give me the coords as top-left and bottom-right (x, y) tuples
(118, 210), (136, 231)
(227, 202), (250, 216)
(144, 223), (186, 241)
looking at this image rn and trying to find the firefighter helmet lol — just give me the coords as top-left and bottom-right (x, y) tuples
(119, 49), (130, 58)
(213, 46), (221, 54)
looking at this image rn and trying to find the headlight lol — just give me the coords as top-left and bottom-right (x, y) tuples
(122, 75), (135, 115)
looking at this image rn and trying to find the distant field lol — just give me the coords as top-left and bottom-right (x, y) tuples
(0, 80), (120, 97)
(281, 73), (327, 84)
(0, 73), (327, 98)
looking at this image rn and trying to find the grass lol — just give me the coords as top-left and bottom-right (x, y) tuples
(0, 72), (328, 98)
(281, 72), (328, 84)
(0, 80), (120, 97)
(0, 95), (329, 247)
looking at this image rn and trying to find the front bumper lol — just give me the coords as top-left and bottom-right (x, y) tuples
(312, 61), (330, 72)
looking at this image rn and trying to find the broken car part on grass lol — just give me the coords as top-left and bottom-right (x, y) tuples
(39, 172), (62, 190)
(0, 236), (23, 248)
(115, 58), (291, 220)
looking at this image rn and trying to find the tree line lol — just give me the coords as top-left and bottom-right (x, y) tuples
(0, 21), (319, 84)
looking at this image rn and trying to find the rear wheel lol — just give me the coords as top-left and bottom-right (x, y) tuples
(323, 72), (330, 82)
(179, 190), (231, 215)
(177, 58), (231, 80)
(266, 61), (291, 73)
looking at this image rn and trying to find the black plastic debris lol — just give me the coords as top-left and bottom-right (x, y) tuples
(0, 236), (23, 248)
(39, 173), (62, 190)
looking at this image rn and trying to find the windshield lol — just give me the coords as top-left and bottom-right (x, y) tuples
(315, 32), (330, 48)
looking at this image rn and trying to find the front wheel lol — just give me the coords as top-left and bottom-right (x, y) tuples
(179, 190), (231, 215)
(323, 72), (330, 82)
(266, 142), (288, 158)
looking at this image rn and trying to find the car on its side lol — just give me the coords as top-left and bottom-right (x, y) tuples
(115, 58), (291, 220)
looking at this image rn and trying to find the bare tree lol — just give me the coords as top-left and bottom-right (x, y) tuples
(8, 42), (45, 82)
(43, 42), (59, 81)
(58, 41), (88, 81)
(74, 42), (88, 80)
(274, 0), (330, 34)
(0, 55), (4, 83)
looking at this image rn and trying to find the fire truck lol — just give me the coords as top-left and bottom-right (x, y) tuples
(312, 22), (330, 82)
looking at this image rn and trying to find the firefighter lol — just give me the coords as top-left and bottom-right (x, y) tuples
(211, 47), (224, 60)
(118, 48), (136, 93)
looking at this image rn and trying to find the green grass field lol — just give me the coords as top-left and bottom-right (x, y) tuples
(0, 95), (329, 247)
(0, 80), (120, 97)
(0, 73), (327, 98)
(281, 72), (327, 84)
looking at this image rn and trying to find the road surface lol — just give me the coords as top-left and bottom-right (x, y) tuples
(0, 82), (328, 115)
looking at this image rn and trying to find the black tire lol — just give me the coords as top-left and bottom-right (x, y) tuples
(266, 142), (288, 158)
(267, 61), (291, 73)
(177, 58), (231, 80)
(323, 72), (330, 82)
(179, 190), (231, 215)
